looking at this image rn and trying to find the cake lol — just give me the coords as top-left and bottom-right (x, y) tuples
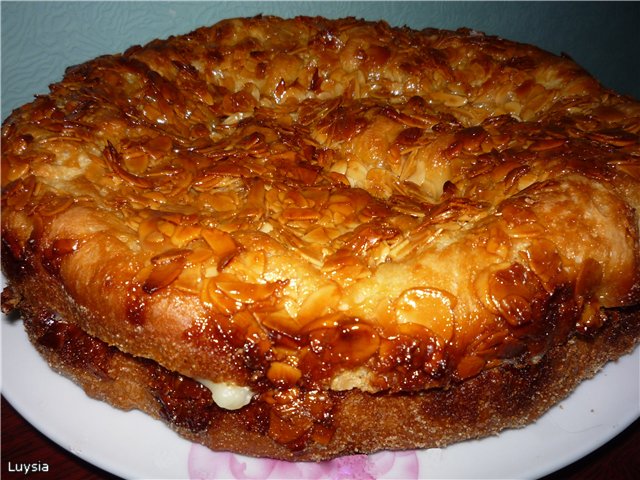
(2, 15), (639, 461)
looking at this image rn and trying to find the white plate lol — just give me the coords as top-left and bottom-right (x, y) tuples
(2, 293), (638, 480)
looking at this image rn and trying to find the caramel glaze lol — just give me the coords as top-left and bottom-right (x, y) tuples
(2, 16), (640, 455)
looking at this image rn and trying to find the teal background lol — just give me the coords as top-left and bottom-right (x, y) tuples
(2, 1), (639, 119)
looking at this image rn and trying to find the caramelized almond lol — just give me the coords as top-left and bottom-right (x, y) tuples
(456, 355), (486, 380)
(143, 255), (189, 294)
(201, 227), (239, 268)
(308, 321), (380, 366)
(103, 141), (152, 188)
(487, 263), (547, 326)
(216, 280), (284, 304)
(297, 284), (339, 321)
(394, 287), (456, 343)
(267, 362), (302, 386)
(281, 207), (321, 221)
(150, 248), (192, 265)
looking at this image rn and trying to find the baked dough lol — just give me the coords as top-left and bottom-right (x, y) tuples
(2, 15), (639, 460)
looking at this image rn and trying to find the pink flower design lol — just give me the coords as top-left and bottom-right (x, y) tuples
(188, 445), (420, 479)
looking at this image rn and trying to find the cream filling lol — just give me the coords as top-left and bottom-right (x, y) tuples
(199, 379), (254, 410)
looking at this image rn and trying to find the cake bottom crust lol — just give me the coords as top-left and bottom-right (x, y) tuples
(6, 294), (640, 462)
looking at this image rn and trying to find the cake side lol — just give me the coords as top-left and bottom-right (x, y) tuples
(4, 287), (638, 460)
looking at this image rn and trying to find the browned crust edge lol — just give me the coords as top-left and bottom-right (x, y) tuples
(9, 292), (639, 462)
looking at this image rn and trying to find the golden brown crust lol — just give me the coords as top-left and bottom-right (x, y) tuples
(2, 15), (640, 459)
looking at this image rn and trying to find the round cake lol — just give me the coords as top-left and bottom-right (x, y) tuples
(2, 15), (639, 461)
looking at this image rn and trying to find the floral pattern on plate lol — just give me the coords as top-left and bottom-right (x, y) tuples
(188, 444), (420, 479)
